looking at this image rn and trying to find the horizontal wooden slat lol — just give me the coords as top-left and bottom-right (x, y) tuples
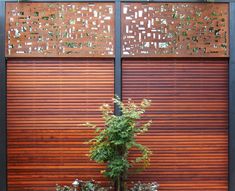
(7, 58), (114, 190)
(122, 59), (228, 191)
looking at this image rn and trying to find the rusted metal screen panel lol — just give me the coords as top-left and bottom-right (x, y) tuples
(6, 3), (114, 57)
(7, 58), (114, 190)
(122, 3), (229, 58)
(122, 59), (228, 191)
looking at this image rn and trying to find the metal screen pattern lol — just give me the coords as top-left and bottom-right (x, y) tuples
(6, 3), (114, 57)
(122, 3), (229, 57)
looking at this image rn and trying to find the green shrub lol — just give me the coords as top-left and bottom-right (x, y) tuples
(86, 97), (152, 191)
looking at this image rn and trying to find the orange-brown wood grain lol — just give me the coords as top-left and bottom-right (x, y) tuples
(122, 58), (228, 191)
(7, 58), (114, 191)
(7, 58), (228, 191)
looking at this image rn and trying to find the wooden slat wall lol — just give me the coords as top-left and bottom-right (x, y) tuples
(122, 59), (228, 191)
(7, 58), (114, 191)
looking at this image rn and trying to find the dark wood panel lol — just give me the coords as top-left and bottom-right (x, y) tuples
(122, 59), (228, 191)
(7, 58), (114, 191)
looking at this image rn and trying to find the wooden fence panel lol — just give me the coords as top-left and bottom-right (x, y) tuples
(7, 58), (114, 191)
(122, 58), (228, 191)
(5, 2), (230, 191)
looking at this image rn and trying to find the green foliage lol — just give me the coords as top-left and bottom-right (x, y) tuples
(82, 180), (97, 191)
(130, 182), (159, 191)
(81, 180), (109, 191)
(56, 180), (111, 191)
(85, 96), (152, 190)
(56, 185), (72, 191)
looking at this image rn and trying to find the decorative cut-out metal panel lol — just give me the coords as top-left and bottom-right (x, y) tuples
(122, 3), (229, 57)
(6, 3), (114, 57)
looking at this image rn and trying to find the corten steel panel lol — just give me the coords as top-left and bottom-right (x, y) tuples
(122, 59), (228, 191)
(7, 58), (114, 191)
(122, 3), (229, 58)
(5, 3), (115, 58)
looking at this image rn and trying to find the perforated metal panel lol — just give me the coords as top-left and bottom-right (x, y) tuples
(122, 3), (229, 57)
(6, 3), (114, 57)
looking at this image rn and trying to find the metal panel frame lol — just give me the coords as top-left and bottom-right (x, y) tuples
(3, 0), (235, 2)
(122, 0), (235, 2)
(0, 1), (7, 191)
(1, 0), (234, 191)
(115, 0), (122, 115)
(229, 3), (235, 191)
